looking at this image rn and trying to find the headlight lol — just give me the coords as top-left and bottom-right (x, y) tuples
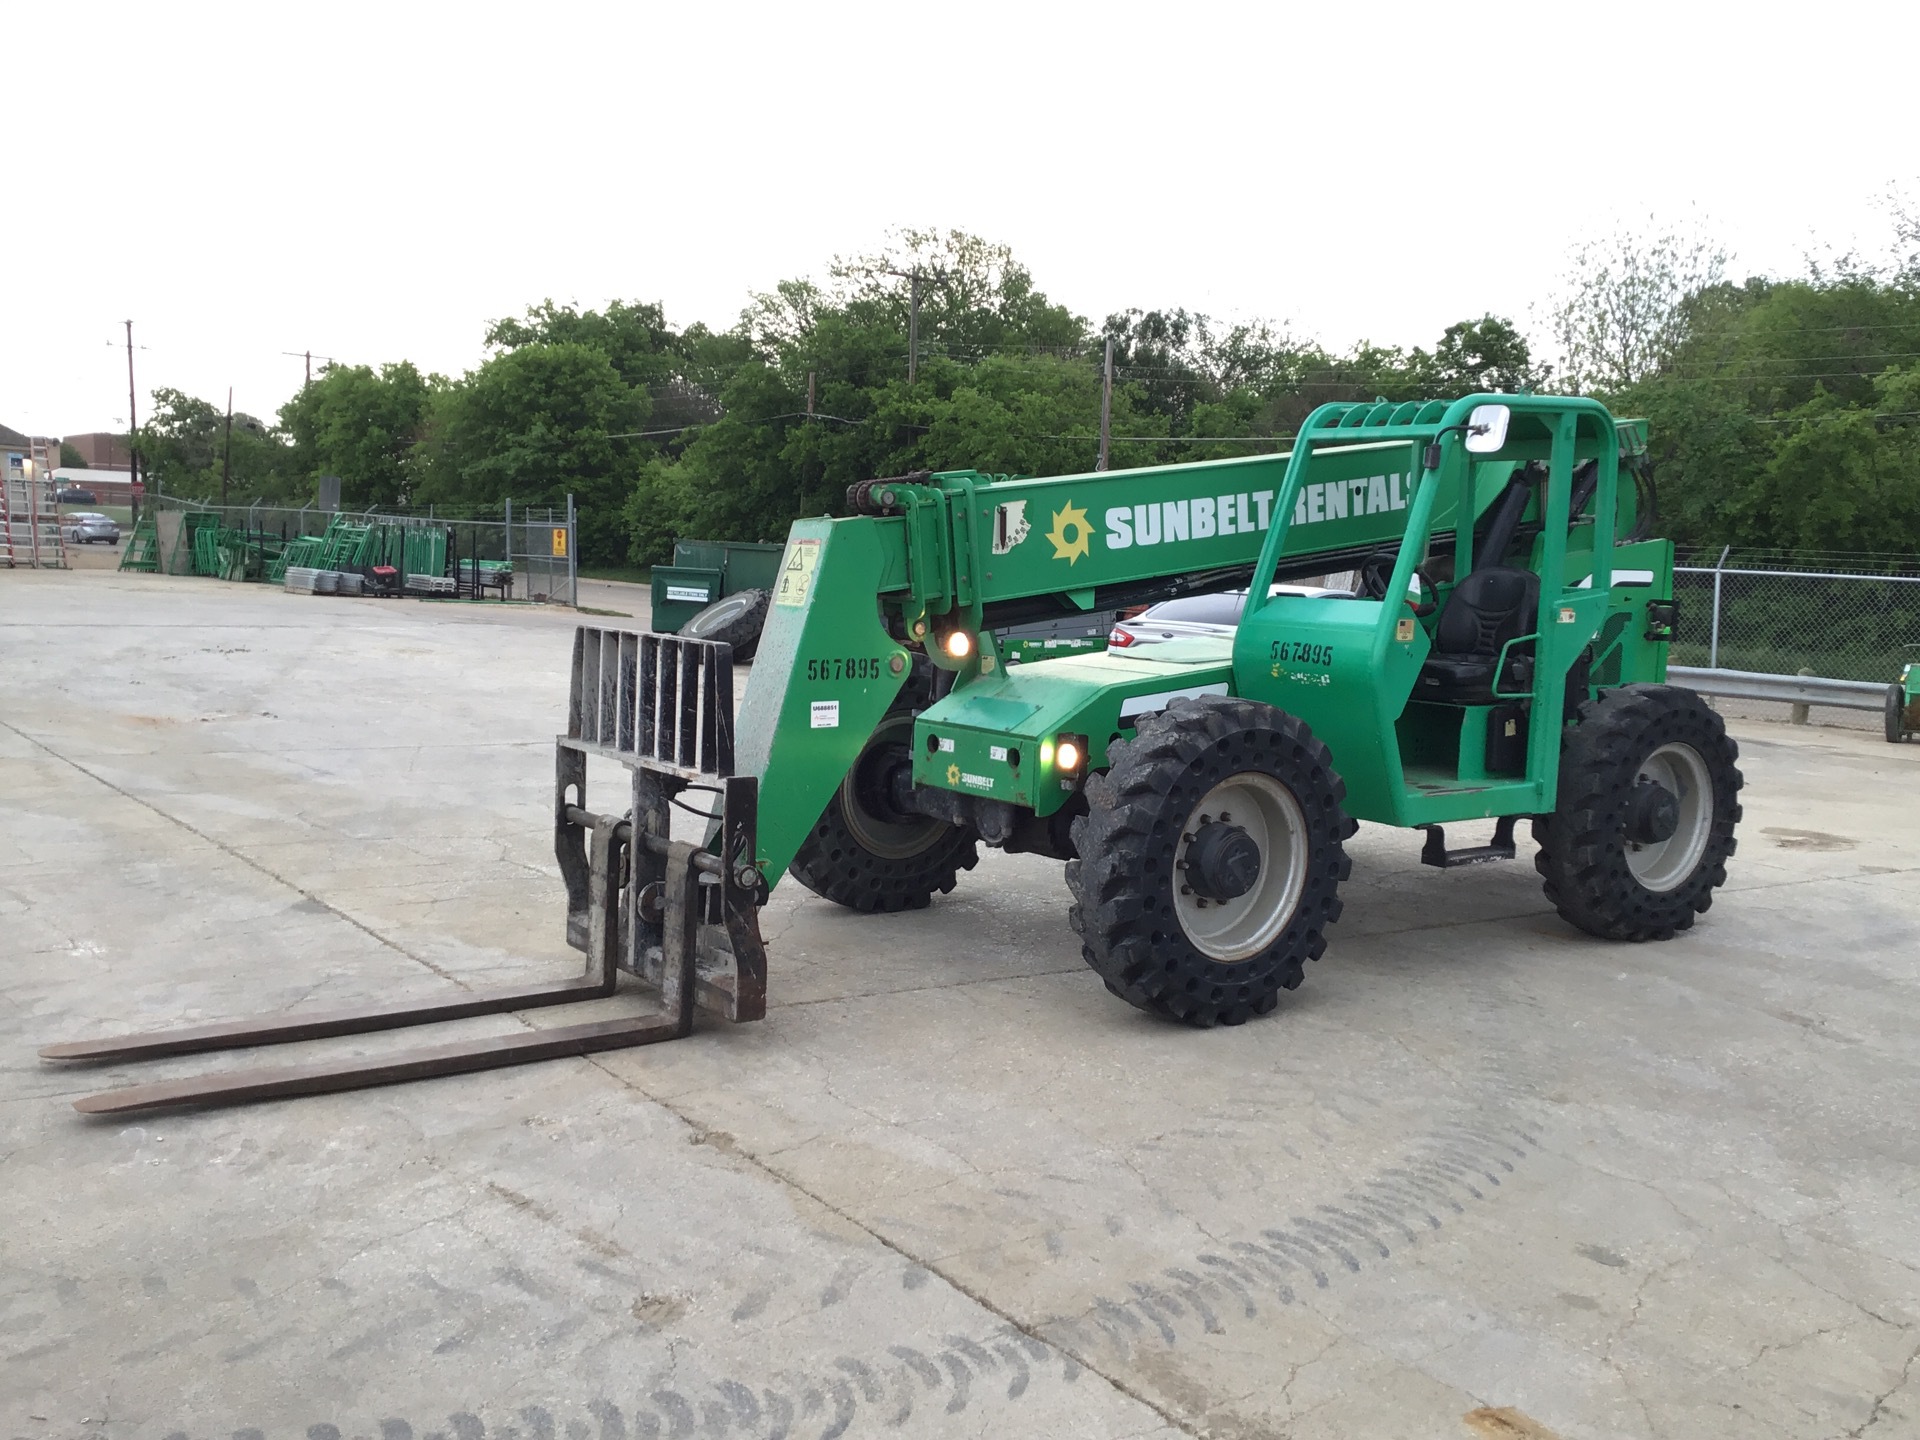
(1049, 733), (1088, 777)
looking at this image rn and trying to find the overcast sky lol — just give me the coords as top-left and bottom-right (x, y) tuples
(6, 0), (1917, 439)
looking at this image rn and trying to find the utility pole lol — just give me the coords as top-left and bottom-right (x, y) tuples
(880, 268), (924, 384)
(221, 388), (234, 507)
(124, 320), (141, 497)
(1096, 336), (1115, 472)
(807, 370), (816, 417)
(908, 270), (921, 385)
(283, 350), (332, 387)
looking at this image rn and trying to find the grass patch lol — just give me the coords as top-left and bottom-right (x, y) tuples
(578, 564), (652, 586)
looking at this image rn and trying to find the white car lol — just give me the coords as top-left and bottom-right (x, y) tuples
(1108, 584), (1349, 649)
(64, 513), (121, 546)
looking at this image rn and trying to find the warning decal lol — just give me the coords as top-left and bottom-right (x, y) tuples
(775, 539), (822, 608)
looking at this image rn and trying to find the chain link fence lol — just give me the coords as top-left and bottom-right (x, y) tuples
(148, 497), (577, 605)
(1672, 551), (1920, 729)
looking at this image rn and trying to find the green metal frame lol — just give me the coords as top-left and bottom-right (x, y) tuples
(1895, 657), (1920, 739)
(731, 394), (1675, 889)
(1228, 395), (1626, 826)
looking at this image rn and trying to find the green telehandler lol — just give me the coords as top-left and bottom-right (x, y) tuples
(1887, 652), (1919, 743)
(48, 394), (1744, 1111)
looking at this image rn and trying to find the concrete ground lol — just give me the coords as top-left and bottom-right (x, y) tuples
(3, 570), (1917, 1440)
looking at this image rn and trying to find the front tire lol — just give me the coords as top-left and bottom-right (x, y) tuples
(787, 711), (979, 913)
(1535, 685), (1742, 942)
(1068, 696), (1353, 1027)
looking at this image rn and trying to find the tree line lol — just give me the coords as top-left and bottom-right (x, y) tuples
(135, 208), (1920, 567)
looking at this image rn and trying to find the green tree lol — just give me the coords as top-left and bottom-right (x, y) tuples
(1613, 261), (1920, 553)
(821, 229), (1086, 364)
(58, 441), (85, 469)
(136, 388), (293, 502)
(488, 300), (680, 391)
(627, 237), (1114, 560)
(1408, 315), (1547, 394)
(1550, 217), (1728, 392)
(279, 362), (435, 509)
(419, 343), (646, 563)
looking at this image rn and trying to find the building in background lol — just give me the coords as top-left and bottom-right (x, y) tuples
(62, 432), (133, 471)
(1, 422), (29, 475)
(6, 426), (138, 505)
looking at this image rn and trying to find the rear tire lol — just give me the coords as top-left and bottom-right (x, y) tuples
(1535, 684), (1742, 942)
(679, 587), (771, 662)
(1886, 684), (1909, 744)
(788, 710), (980, 913)
(1067, 695), (1353, 1027)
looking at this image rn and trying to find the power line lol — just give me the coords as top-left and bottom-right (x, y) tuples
(1751, 409), (1920, 425)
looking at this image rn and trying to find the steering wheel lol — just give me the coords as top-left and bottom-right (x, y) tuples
(1359, 550), (1438, 617)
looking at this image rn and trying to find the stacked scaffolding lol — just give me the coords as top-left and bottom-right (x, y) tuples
(138, 507), (519, 600)
(119, 512), (161, 572)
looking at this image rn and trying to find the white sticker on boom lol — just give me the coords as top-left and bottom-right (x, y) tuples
(989, 745), (1009, 761)
(1573, 569), (1656, 589)
(937, 737), (955, 752)
(991, 500), (1031, 554)
(810, 701), (840, 729)
(1558, 607), (1577, 624)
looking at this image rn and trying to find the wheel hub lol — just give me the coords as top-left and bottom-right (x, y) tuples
(840, 718), (950, 860)
(1184, 821), (1262, 901)
(1173, 775), (1310, 963)
(1625, 741), (1715, 893)
(1627, 778), (1680, 844)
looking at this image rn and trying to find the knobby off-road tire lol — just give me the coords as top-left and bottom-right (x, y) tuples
(1535, 684), (1743, 942)
(1886, 684), (1910, 744)
(787, 710), (980, 913)
(680, 587), (771, 662)
(1066, 695), (1354, 1027)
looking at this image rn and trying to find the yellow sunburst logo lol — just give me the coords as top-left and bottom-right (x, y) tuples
(1046, 501), (1092, 564)
(946, 762), (962, 787)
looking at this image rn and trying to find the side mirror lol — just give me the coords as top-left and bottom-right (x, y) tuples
(1464, 403), (1510, 454)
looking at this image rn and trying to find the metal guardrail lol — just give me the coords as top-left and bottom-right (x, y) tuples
(1669, 666), (1886, 712)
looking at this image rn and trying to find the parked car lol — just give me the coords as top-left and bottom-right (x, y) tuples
(1108, 584), (1349, 648)
(64, 513), (121, 546)
(55, 487), (97, 505)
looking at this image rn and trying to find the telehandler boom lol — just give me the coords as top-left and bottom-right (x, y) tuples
(47, 394), (1741, 1108)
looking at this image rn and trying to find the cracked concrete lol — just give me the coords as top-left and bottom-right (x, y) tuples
(4, 570), (1919, 1440)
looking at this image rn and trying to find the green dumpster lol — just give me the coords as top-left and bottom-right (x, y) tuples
(650, 538), (785, 632)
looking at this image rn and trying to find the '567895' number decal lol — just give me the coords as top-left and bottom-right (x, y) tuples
(806, 657), (883, 682)
(1270, 639), (1333, 667)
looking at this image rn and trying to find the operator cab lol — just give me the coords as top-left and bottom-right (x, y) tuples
(1234, 396), (1670, 826)
(1411, 460), (1544, 706)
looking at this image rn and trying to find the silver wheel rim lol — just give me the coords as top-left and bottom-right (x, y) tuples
(1627, 742), (1713, 893)
(1175, 772), (1308, 962)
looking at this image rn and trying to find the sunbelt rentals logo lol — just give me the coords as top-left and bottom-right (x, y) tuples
(1045, 502), (1092, 564)
(1001, 475), (1411, 565)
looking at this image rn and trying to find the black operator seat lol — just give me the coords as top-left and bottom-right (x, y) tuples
(1413, 463), (1543, 706)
